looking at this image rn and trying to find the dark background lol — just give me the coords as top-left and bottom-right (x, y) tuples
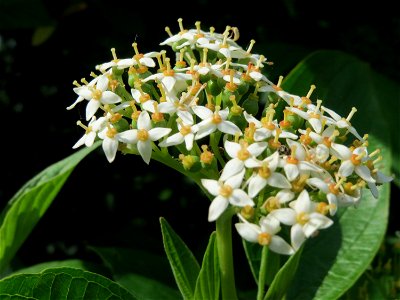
(1, 0), (399, 292)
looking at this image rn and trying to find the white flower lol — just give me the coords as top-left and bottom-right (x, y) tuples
(220, 140), (267, 181)
(73, 116), (107, 149)
(281, 139), (323, 181)
(73, 73), (122, 121)
(116, 111), (171, 164)
(367, 169), (393, 198)
(286, 100), (334, 134)
(271, 190), (334, 250)
(67, 76), (100, 110)
(322, 106), (364, 141)
(235, 215), (294, 255)
(202, 170), (253, 222)
(244, 111), (298, 142)
(142, 59), (192, 93)
(159, 113), (197, 150)
(338, 146), (375, 183)
(246, 151), (292, 197)
(192, 106), (242, 140)
(98, 123), (120, 163)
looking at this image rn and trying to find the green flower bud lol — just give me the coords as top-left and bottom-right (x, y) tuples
(208, 79), (222, 96)
(111, 66), (124, 76)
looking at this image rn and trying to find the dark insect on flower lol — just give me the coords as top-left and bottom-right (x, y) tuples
(278, 145), (291, 156)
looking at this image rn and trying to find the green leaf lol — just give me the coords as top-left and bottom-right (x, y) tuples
(264, 246), (303, 300)
(281, 50), (397, 178)
(242, 240), (262, 284)
(194, 232), (220, 300)
(32, 26), (56, 46)
(160, 217), (200, 300)
(0, 267), (135, 299)
(89, 247), (180, 300)
(10, 259), (108, 277)
(0, 143), (100, 274)
(286, 136), (390, 299)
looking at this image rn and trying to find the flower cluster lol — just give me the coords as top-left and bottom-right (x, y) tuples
(69, 19), (392, 255)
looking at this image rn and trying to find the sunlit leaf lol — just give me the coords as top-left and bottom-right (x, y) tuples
(0, 267), (135, 299)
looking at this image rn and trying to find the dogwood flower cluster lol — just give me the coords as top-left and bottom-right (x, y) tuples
(68, 19), (392, 255)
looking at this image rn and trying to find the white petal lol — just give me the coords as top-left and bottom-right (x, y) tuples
(72, 134), (87, 149)
(267, 172), (292, 189)
(222, 74), (241, 85)
(162, 76), (177, 92)
(248, 175), (267, 198)
(327, 194), (338, 215)
(138, 111), (152, 131)
(338, 160), (355, 177)
(220, 159), (244, 181)
(192, 105), (213, 120)
(208, 196), (229, 222)
(117, 58), (134, 68)
(322, 106), (341, 121)
(201, 179), (220, 196)
(254, 128), (271, 141)
(84, 131), (97, 147)
(184, 134), (194, 150)
(102, 137), (118, 163)
(177, 111), (194, 125)
(308, 118), (322, 133)
(315, 144), (330, 162)
(225, 140), (241, 159)
(348, 126), (364, 141)
(159, 132), (184, 147)
(248, 142), (267, 157)
(280, 131), (298, 140)
(245, 157), (261, 169)
(218, 121), (242, 136)
(131, 89), (142, 102)
(101, 91), (122, 104)
(148, 128), (172, 141)
(309, 132), (323, 144)
(137, 140), (152, 164)
(140, 57), (156, 68)
(158, 102), (177, 114)
(225, 169), (245, 189)
(272, 208), (297, 225)
(142, 100), (157, 113)
(195, 121), (216, 140)
(230, 189), (254, 207)
(235, 223), (260, 243)
(330, 143), (352, 160)
(86, 100), (100, 121)
(367, 182), (379, 199)
(243, 111), (262, 127)
(286, 107), (309, 120)
(307, 177), (329, 193)
(96, 74), (109, 91)
(355, 165), (376, 183)
(117, 129), (138, 144)
(284, 164), (299, 182)
(294, 190), (311, 213)
(73, 87), (92, 100)
(276, 190), (295, 203)
(291, 224), (306, 251)
(218, 108), (229, 119)
(270, 236), (295, 255)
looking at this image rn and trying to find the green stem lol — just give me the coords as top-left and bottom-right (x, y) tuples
(257, 246), (269, 300)
(216, 210), (238, 300)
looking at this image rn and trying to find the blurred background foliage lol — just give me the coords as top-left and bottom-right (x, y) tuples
(0, 0), (399, 295)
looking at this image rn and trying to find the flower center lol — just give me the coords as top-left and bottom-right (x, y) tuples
(219, 184), (233, 198)
(258, 163), (271, 179)
(137, 129), (149, 141)
(212, 113), (222, 124)
(316, 202), (329, 215)
(92, 89), (102, 100)
(257, 232), (272, 246)
(179, 125), (192, 136)
(350, 154), (362, 166)
(296, 212), (309, 225)
(106, 127), (117, 138)
(263, 196), (280, 212)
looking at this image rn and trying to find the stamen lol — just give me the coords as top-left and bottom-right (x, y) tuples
(177, 18), (185, 33)
(247, 39), (256, 54)
(195, 21), (201, 34)
(373, 156), (382, 165)
(306, 85), (316, 99)
(165, 26), (173, 37)
(209, 26), (215, 36)
(202, 47), (208, 64)
(76, 120), (89, 131)
(73, 80), (81, 87)
(369, 149), (381, 157)
(200, 145), (214, 164)
(314, 99), (323, 113)
(111, 48), (118, 62)
(132, 43), (140, 56)
(335, 176), (346, 190)
(277, 76), (283, 87)
(329, 130), (339, 142)
(156, 53), (164, 70)
(256, 54), (264, 69)
(90, 72), (98, 78)
(81, 78), (89, 85)
(346, 107), (357, 122)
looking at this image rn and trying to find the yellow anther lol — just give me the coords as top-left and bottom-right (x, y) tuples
(76, 120), (90, 132)
(241, 205), (254, 219)
(156, 53), (164, 70)
(369, 149), (381, 157)
(106, 127), (117, 138)
(202, 47), (208, 64)
(231, 27), (240, 41)
(329, 130), (340, 142)
(296, 212), (309, 225)
(220, 184), (233, 197)
(315, 99), (323, 113)
(200, 145), (214, 164)
(90, 72), (98, 78)
(73, 80), (81, 87)
(137, 129), (149, 141)
(263, 196), (280, 212)
(132, 42), (140, 56)
(258, 163), (271, 179)
(277, 76), (284, 87)
(81, 78), (89, 85)
(256, 55), (265, 69)
(335, 176), (347, 190)
(373, 156), (382, 165)
(195, 21), (201, 34)
(209, 26), (215, 35)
